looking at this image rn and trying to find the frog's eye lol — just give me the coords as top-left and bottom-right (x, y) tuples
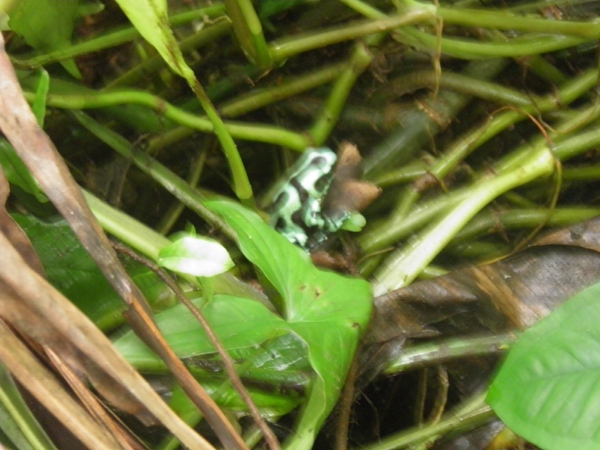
(271, 190), (291, 211)
(312, 156), (330, 169)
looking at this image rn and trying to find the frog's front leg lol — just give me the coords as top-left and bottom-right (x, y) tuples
(269, 187), (310, 248)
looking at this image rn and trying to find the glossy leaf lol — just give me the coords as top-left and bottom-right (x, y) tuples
(158, 235), (234, 277)
(488, 282), (600, 450)
(114, 294), (291, 368)
(206, 199), (373, 449)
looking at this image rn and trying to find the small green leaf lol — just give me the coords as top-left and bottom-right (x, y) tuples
(8, 0), (82, 78)
(0, 140), (48, 203)
(114, 0), (194, 80)
(31, 68), (49, 127)
(340, 212), (367, 232)
(488, 282), (600, 450)
(158, 235), (234, 277)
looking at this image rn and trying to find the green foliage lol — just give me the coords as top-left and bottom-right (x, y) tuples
(0, 141), (47, 203)
(114, 200), (373, 449)
(488, 282), (600, 450)
(206, 200), (373, 449)
(113, 0), (193, 80)
(0, 362), (58, 450)
(12, 214), (176, 331)
(8, 0), (81, 78)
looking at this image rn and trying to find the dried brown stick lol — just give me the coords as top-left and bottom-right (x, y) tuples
(0, 31), (244, 450)
(112, 241), (281, 450)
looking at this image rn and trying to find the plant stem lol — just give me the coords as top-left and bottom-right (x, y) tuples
(224, 0), (272, 69)
(187, 79), (255, 207)
(437, 5), (600, 37)
(309, 43), (374, 145)
(219, 62), (347, 118)
(361, 391), (494, 450)
(269, 9), (434, 62)
(10, 5), (226, 69)
(396, 26), (588, 59)
(71, 111), (234, 238)
(23, 89), (309, 149)
(372, 146), (555, 295)
(384, 333), (516, 374)
(451, 208), (600, 245)
(381, 70), (536, 106)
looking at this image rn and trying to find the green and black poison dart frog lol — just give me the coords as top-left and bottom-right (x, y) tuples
(268, 147), (338, 249)
(267, 145), (376, 250)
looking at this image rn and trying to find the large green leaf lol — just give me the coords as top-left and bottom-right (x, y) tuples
(114, 294), (291, 368)
(206, 200), (373, 449)
(488, 282), (600, 450)
(114, 297), (307, 417)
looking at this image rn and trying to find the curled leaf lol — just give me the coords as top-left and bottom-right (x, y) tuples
(158, 235), (234, 277)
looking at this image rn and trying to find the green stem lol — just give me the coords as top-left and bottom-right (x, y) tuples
(396, 26), (588, 59)
(385, 333), (516, 375)
(219, 62), (346, 118)
(362, 391), (494, 450)
(562, 166), (600, 181)
(382, 69), (536, 106)
(10, 5), (226, 69)
(0, 361), (59, 450)
(269, 9), (434, 62)
(156, 147), (208, 235)
(372, 146), (555, 295)
(359, 186), (470, 254)
(224, 0), (272, 69)
(371, 161), (429, 187)
(309, 43), (374, 145)
(450, 208), (600, 245)
(188, 79), (255, 206)
(437, 5), (600, 37)
(23, 89), (309, 149)
(71, 110), (234, 238)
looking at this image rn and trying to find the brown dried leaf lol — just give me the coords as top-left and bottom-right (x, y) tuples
(323, 141), (382, 221)
(0, 316), (125, 450)
(361, 216), (600, 381)
(0, 231), (214, 449)
(0, 33), (229, 449)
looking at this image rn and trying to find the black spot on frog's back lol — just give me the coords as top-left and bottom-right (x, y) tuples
(290, 178), (309, 203)
(271, 190), (291, 212)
